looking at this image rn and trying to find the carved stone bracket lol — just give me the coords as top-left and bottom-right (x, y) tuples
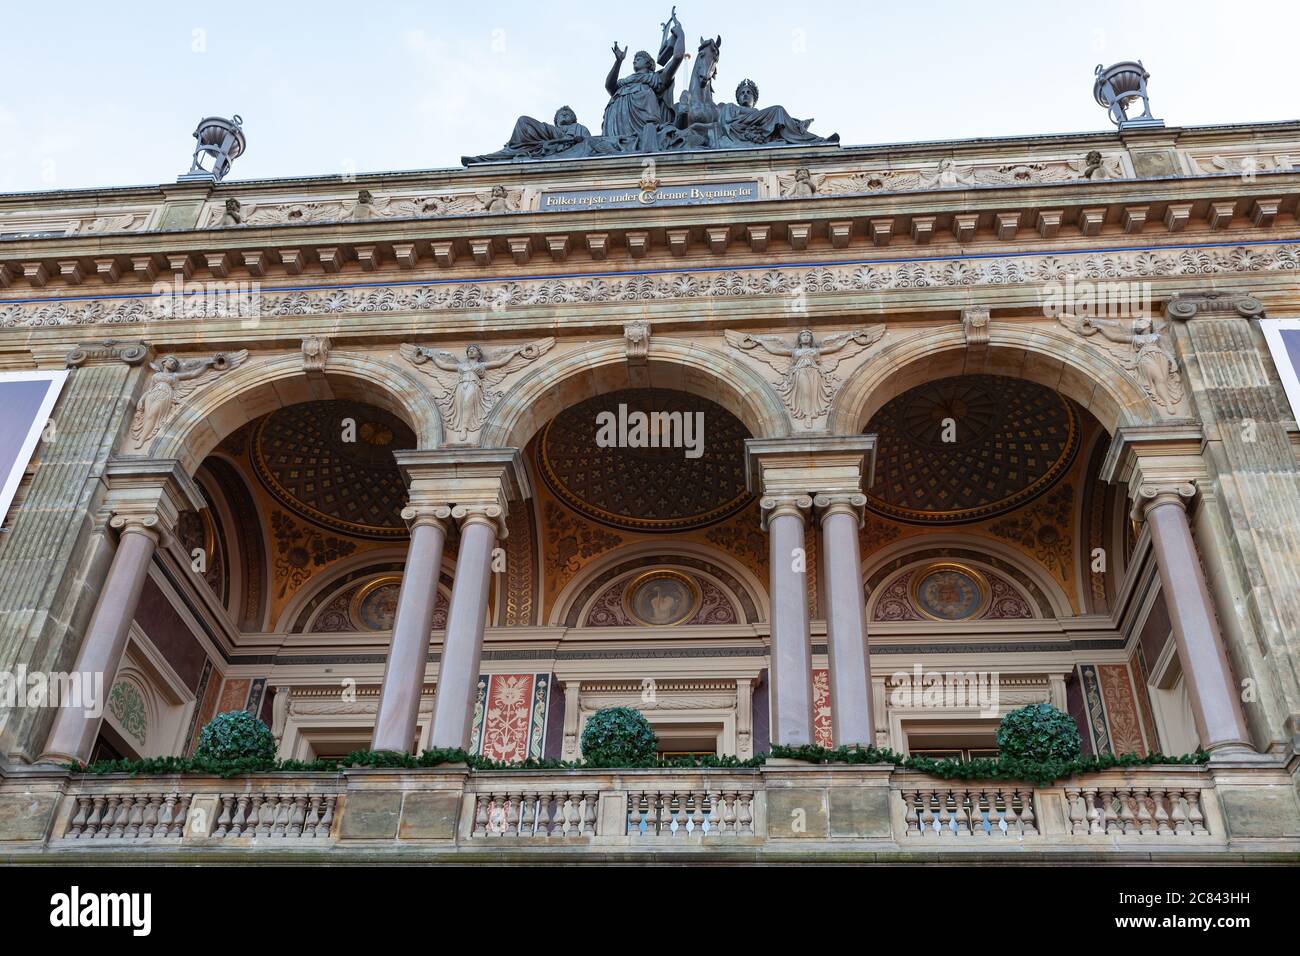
(961, 307), (990, 356)
(1166, 292), (1266, 320)
(65, 341), (149, 368)
(301, 335), (331, 372)
(624, 320), (649, 365)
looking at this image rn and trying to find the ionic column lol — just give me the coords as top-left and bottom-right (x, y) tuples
(42, 514), (158, 764)
(815, 492), (875, 747)
(428, 504), (503, 750)
(371, 504), (450, 753)
(1136, 483), (1252, 753)
(41, 460), (201, 765)
(761, 494), (815, 746)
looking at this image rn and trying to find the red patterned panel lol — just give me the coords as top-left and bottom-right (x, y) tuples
(1097, 663), (1147, 756)
(812, 668), (833, 748)
(479, 674), (537, 763)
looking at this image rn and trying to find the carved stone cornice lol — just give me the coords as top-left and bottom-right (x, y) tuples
(1166, 291), (1266, 320)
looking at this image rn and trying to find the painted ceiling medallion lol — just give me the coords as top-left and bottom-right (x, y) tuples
(351, 575), (404, 631)
(910, 563), (991, 621)
(865, 375), (1078, 524)
(537, 388), (752, 532)
(252, 400), (415, 539)
(624, 570), (701, 627)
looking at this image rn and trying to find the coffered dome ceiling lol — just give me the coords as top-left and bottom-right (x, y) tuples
(538, 388), (752, 532)
(251, 400), (415, 538)
(865, 375), (1079, 524)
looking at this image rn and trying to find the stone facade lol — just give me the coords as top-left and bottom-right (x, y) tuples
(2, 119), (1300, 860)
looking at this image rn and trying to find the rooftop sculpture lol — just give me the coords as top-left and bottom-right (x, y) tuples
(462, 7), (838, 164)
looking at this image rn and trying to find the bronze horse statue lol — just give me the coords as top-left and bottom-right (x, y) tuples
(675, 35), (721, 130)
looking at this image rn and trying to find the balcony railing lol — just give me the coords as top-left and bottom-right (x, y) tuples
(3, 758), (1293, 860)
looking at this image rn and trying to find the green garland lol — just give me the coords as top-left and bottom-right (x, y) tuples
(67, 748), (765, 778)
(768, 744), (1209, 788)
(68, 745), (1206, 786)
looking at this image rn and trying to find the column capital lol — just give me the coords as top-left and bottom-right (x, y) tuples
(394, 447), (527, 537)
(399, 503), (452, 531)
(813, 492), (869, 526)
(1165, 291), (1265, 321)
(744, 435), (877, 500)
(450, 502), (507, 535)
(758, 493), (811, 530)
(102, 458), (206, 542)
(1132, 480), (1198, 522)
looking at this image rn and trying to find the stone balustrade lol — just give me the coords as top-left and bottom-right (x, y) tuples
(1, 760), (1294, 861)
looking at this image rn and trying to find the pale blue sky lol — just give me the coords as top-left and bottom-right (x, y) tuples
(1, 0), (1296, 193)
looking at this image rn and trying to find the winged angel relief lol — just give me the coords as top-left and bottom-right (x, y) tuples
(130, 351), (249, 443)
(725, 328), (885, 422)
(1055, 313), (1183, 410)
(400, 339), (554, 440)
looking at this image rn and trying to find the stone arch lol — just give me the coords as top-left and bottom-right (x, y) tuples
(828, 323), (1166, 438)
(478, 337), (791, 450)
(275, 547), (454, 634)
(146, 350), (445, 473)
(862, 533), (1074, 620)
(549, 540), (768, 627)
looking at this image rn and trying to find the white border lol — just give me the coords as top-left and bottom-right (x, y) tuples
(1261, 319), (1300, 424)
(0, 370), (68, 527)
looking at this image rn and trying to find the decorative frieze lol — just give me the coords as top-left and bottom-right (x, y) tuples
(199, 186), (525, 228)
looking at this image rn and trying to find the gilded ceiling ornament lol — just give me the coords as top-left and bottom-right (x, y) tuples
(129, 350), (248, 443)
(399, 338), (554, 441)
(1054, 312), (1184, 410)
(724, 327), (885, 422)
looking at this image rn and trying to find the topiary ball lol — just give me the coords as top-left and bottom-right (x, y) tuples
(195, 710), (276, 763)
(580, 706), (658, 767)
(996, 703), (1082, 762)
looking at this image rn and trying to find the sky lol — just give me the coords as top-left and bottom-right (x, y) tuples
(0, 0), (1297, 193)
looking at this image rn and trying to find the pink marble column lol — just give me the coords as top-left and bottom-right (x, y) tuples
(371, 506), (450, 753)
(41, 516), (160, 764)
(428, 506), (499, 750)
(816, 493), (875, 747)
(763, 495), (815, 746)
(1139, 484), (1252, 753)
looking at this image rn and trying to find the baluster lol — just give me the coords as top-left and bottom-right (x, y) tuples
(539, 792), (558, 836)
(560, 794), (577, 836)
(139, 794), (161, 839)
(953, 789), (972, 838)
(67, 796), (91, 839)
(107, 795), (131, 839)
(627, 792), (643, 836)
(473, 793), (490, 837)
(230, 794), (251, 837)
(582, 791), (599, 836)
(316, 795), (336, 838)
(517, 792), (535, 837)
(82, 795), (107, 839)
(1065, 788), (1086, 835)
(304, 795), (321, 837)
(1186, 789), (1206, 834)
(288, 795), (307, 837)
(503, 793), (519, 835)
(738, 791), (754, 834)
(1102, 789), (1124, 835)
(212, 794), (232, 837)
(170, 795), (192, 837)
(1153, 788), (1173, 835)
(1001, 790), (1020, 836)
(1136, 789), (1155, 835)
(1118, 789), (1138, 834)
(1086, 788), (1105, 834)
(1171, 788), (1190, 835)
(154, 793), (177, 838)
(919, 790), (935, 835)
(272, 794), (293, 837)
(689, 792), (705, 835)
(934, 790), (951, 836)
(721, 790), (738, 835)
(1018, 789), (1038, 835)
(903, 790), (919, 836)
